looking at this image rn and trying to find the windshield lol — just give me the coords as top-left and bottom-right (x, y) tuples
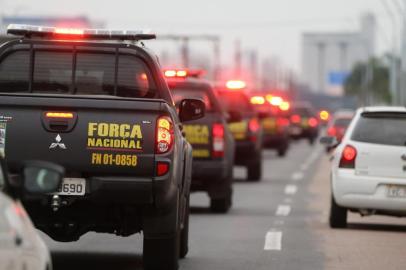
(217, 91), (253, 113)
(334, 118), (352, 127)
(0, 48), (156, 98)
(351, 114), (406, 146)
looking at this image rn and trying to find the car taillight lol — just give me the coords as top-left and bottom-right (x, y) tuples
(327, 127), (336, 136)
(277, 117), (289, 127)
(212, 123), (225, 158)
(339, 145), (357, 169)
(156, 116), (174, 154)
(249, 118), (260, 142)
(308, 117), (318, 127)
(156, 161), (170, 176)
(291, 114), (301, 124)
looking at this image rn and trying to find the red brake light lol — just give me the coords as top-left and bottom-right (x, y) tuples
(212, 123), (225, 158)
(249, 118), (260, 133)
(308, 117), (318, 127)
(291, 114), (301, 124)
(156, 161), (170, 176)
(156, 116), (174, 154)
(327, 127), (336, 136)
(339, 145), (357, 168)
(277, 117), (289, 127)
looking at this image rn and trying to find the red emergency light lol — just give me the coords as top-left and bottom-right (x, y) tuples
(226, 80), (246, 90)
(164, 69), (205, 79)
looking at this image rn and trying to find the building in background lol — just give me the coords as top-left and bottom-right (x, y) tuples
(301, 13), (376, 96)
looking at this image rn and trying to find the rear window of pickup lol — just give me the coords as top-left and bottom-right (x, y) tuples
(0, 46), (157, 98)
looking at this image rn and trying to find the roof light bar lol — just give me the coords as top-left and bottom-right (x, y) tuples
(164, 69), (205, 79)
(226, 80), (246, 90)
(7, 24), (156, 41)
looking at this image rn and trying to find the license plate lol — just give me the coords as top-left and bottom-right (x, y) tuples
(55, 178), (86, 196)
(387, 185), (406, 198)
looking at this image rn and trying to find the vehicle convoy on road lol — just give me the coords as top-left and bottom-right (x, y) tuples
(249, 94), (290, 157)
(165, 70), (236, 213)
(289, 102), (319, 144)
(0, 155), (64, 270)
(322, 107), (406, 228)
(0, 25), (206, 270)
(215, 82), (263, 181)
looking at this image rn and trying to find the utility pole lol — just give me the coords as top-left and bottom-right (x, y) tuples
(234, 39), (242, 78)
(158, 34), (221, 81)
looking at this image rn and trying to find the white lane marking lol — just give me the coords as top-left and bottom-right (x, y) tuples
(284, 184), (298, 195)
(273, 220), (285, 226)
(264, 231), (283, 250)
(276, 205), (291, 216)
(284, 197), (293, 204)
(291, 172), (304, 181)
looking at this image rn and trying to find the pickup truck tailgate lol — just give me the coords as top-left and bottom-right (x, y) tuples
(0, 94), (164, 177)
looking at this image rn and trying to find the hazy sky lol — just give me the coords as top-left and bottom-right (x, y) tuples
(1, 0), (401, 76)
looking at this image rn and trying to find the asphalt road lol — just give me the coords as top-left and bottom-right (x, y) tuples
(42, 140), (406, 270)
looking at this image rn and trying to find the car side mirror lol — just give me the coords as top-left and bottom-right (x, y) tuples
(227, 111), (242, 123)
(319, 136), (338, 146)
(23, 161), (64, 194)
(179, 99), (205, 122)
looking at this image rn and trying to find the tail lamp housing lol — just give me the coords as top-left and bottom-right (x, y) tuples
(339, 145), (357, 169)
(212, 123), (225, 158)
(156, 116), (174, 154)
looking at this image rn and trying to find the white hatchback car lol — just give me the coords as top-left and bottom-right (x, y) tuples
(325, 107), (406, 228)
(0, 157), (64, 270)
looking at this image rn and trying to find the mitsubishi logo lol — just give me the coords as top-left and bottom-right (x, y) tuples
(49, 134), (67, 150)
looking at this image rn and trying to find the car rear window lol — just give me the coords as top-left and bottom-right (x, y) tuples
(0, 48), (156, 98)
(291, 107), (313, 117)
(171, 88), (214, 112)
(217, 91), (253, 112)
(351, 113), (406, 146)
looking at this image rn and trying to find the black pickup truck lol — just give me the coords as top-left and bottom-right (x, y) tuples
(167, 73), (236, 213)
(0, 25), (205, 270)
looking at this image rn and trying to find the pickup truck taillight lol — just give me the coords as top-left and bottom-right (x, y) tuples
(156, 116), (174, 154)
(212, 123), (225, 158)
(339, 145), (357, 169)
(248, 118), (260, 142)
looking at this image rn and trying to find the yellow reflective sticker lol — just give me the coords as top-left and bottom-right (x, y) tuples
(183, 125), (210, 144)
(87, 122), (143, 151)
(301, 118), (309, 128)
(228, 121), (248, 140)
(262, 118), (276, 133)
(192, 149), (210, 158)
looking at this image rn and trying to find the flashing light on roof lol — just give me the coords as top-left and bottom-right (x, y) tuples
(250, 96), (265, 105)
(164, 69), (205, 79)
(269, 96), (283, 106)
(280, 101), (290, 111)
(7, 24), (156, 41)
(226, 80), (246, 90)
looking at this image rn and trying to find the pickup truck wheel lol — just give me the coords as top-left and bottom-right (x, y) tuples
(143, 233), (180, 270)
(179, 195), (190, 259)
(329, 195), (347, 228)
(277, 146), (287, 157)
(210, 194), (231, 213)
(247, 158), (262, 182)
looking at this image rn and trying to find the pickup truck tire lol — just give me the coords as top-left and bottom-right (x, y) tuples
(143, 234), (179, 270)
(277, 146), (287, 157)
(179, 196), (190, 259)
(210, 195), (232, 213)
(247, 157), (262, 182)
(329, 194), (347, 229)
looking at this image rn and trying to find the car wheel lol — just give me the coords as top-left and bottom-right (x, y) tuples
(210, 194), (232, 213)
(247, 158), (262, 181)
(329, 194), (347, 228)
(277, 146), (287, 157)
(179, 195), (190, 259)
(308, 136), (315, 145)
(143, 232), (179, 270)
